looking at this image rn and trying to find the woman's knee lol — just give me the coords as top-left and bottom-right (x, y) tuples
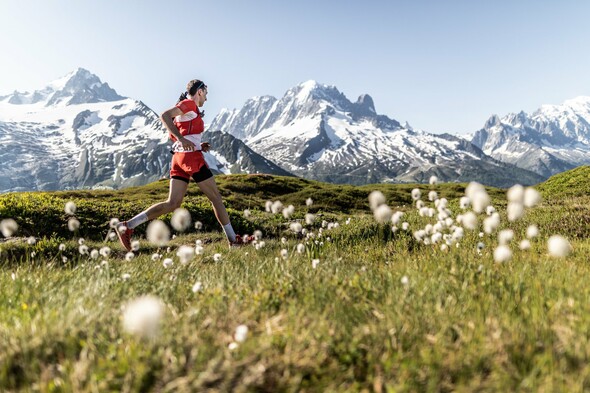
(167, 199), (183, 210)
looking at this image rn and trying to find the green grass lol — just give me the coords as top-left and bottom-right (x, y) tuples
(1, 169), (590, 391)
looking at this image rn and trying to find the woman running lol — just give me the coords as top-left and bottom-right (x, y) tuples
(116, 79), (249, 250)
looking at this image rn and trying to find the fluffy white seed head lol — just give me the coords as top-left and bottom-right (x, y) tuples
(283, 205), (295, 219)
(68, 218), (80, 232)
(507, 184), (525, 204)
(109, 218), (120, 228)
(373, 204), (393, 224)
(194, 221), (203, 230)
(162, 258), (173, 268)
(100, 246), (111, 258)
(146, 220), (170, 246)
(524, 187), (541, 208)
(428, 191), (438, 202)
(401, 275), (409, 285)
(213, 253), (222, 262)
(305, 213), (315, 225)
(507, 202), (524, 222)
(459, 197), (470, 210)
(79, 244), (89, 255)
(90, 249), (99, 260)
(125, 252), (135, 261)
(462, 212), (478, 230)
(494, 245), (512, 263)
(548, 235), (571, 258)
(122, 295), (164, 339)
(526, 225), (539, 239)
(312, 259), (320, 269)
(131, 240), (140, 252)
(306, 198), (313, 207)
(290, 222), (303, 233)
(280, 249), (288, 259)
(416, 200), (425, 209)
(177, 245), (195, 265)
(465, 182), (490, 214)
(483, 213), (501, 234)
(391, 211), (404, 225)
(429, 176), (438, 185)
(401, 222), (409, 230)
(171, 208), (192, 232)
(296, 243), (305, 254)
(411, 188), (421, 201)
(498, 229), (514, 245)
(192, 281), (202, 293)
(368, 191), (386, 211)
(235, 324), (249, 343)
(486, 206), (496, 216)
(519, 239), (531, 250)
(64, 201), (77, 215)
(243, 209), (251, 218)
(1, 219), (18, 238)
(271, 201), (284, 214)
(265, 200), (273, 212)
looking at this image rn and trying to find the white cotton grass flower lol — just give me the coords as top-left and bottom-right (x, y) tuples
(171, 208), (191, 232)
(234, 324), (249, 343)
(477, 242), (485, 251)
(462, 212), (478, 230)
(27, 236), (36, 245)
(520, 239), (531, 250)
(68, 218), (80, 232)
(1, 218), (18, 238)
(428, 191), (438, 202)
(147, 220), (170, 246)
(305, 213), (315, 225)
(108, 231), (117, 241)
(177, 245), (195, 265)
(524, 187), (541, 208)
(100, 247), (111, 258)
(368, 190), (386, 211)
(507, 184), (525, 204)
(151, 253), (161, 261)
(312, 259), (320, 269)
(271, 200), (284, 214)
(90, 249), (99, 260)
(125, 252), (135, 261)
(498, 229), (514, 246)
(243, 209), (251, 218)
(64, 201), (77, 215)
(416, 200), (425, 209)
(122, 273), (131, 281)
(79, 244), (89, 255)
(289, 222), (303, 233)
(192, 281), (202, 293)
(195, 245), (204, 255)
(228, 342), (239, 351)
(122, 295), (164, 339)
(486, 206), (496, 216)
(265, 200), (273, 212)
(459, 197), (470, 210)
(373, 204), (393, 224)
(306, 198), (313, 207)
(494, 245), (512, 263)
(465, 182), (490, 214)
(507, 202), (525, 222)
(296, 243), (305, 254)
(391, 211), (404, 225)
(280, 249), (288, 259)
(400, 276), (409, 285)
(254, 230), (263, 240)
(402, 222), (409, 231)
(109, 218), (120, 228)
(283, 205), (295, 219)
(548, 235), (572, 258)
(526, 225), (539, 239)
(429, 175), (438, 185)
(59, 243), (66, 252)
(78, 238), (85, 245)
(483, 213), (500, 234)
(213, 253), (222, 262)
(411, 188), (421, 201)
(194, 221), (203, 230)
(162, 258), (173, 268)
(131, 240), (140, 252)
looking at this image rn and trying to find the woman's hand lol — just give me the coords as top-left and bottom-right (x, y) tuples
(200, 142), (211, 152)
(178, 136), (196, 151)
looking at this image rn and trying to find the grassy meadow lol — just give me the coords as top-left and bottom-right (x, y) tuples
(1, 167), (590, 392)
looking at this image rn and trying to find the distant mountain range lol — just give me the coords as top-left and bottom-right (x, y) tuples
(1, 68), (588, 192)
(0, 68), (289, 192)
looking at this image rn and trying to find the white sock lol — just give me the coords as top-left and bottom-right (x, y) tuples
(223, 222), (236, 242)
(127, 212), (148, 229)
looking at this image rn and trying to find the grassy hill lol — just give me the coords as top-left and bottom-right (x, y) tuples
(1, 170), (590, 391)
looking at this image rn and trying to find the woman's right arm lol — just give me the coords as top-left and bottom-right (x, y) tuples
(160, 107), (195, 150)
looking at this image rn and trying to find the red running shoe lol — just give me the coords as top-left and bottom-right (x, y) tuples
(115, 221), (134, 252)
(228, 234), (256, 248)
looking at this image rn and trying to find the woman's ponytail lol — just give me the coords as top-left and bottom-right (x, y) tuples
(177, 91), (188, 103)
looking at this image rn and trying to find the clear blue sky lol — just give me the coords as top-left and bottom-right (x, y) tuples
(1, 0), (589, 134)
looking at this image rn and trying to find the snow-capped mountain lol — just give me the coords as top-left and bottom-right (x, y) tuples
(209, 81), (543, 187)
(471, 97), (590, 177)
(0, 68), (289, 192)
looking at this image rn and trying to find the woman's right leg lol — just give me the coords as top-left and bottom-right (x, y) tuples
(143, 178), (189, 220)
